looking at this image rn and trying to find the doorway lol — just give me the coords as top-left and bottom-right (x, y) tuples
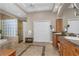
(18, 20), (23, 43)
(33, 21), (51, 42)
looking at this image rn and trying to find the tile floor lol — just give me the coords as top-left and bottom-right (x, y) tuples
(8, 42), (59, 56)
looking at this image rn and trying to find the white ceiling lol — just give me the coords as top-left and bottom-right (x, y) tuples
(17, 3), (54, 12)
(0, 3), (62, 18)
(0, 3), (26, 18)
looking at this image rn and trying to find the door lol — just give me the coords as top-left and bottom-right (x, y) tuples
(18, 20), (23, 43)
(33, 21), (51, 42)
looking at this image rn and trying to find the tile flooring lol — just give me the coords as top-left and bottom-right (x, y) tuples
(8, 42), (59, 56)
(21, 45), (43, 56)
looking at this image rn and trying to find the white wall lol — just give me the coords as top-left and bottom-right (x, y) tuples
(62, 8), (79, 28)
(27, 11), (57, 35)
(68, 20), (79, 34)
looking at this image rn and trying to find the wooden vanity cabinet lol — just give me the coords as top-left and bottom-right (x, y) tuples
(59, 37), (79, 56)
(53, 18), (63, 48)
(53, 34), (61, 48)
(61, 41), (75, 56)
(74, 48), (79, 56)
(53, 34), (57, 48)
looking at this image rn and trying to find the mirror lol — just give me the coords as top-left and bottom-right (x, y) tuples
(63, 19), (79, 34)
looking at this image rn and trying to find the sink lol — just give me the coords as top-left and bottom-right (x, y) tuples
(54, 32), (62, 35)
(64, 36), (79, 40)
(64, 36), (79, 45)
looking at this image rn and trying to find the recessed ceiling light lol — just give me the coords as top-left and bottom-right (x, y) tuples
(29, 4), (36, 8)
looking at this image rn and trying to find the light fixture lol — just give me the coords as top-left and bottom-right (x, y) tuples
(29, 3), (35, 8)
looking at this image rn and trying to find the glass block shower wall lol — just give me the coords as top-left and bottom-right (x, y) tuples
(1, 19), (18, 38)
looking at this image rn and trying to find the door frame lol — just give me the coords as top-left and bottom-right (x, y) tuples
(18, 20), (23, 43)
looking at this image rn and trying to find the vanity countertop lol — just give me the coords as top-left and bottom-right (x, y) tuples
(53, 32), (67, 36)
(60, 36), (79, 47)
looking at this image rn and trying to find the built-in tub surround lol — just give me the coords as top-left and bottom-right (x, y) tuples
(7, 36), (18, 46)
(0, 37), (18, 49)
(0, 39), (10, 49)
(0, 39), (7, 45)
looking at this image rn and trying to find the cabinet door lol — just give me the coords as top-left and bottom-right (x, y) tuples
(53, 34), (58, 48)
(62, 40), (76, 56)
(62, 44), (68, 56)
(74, 48), (79, 56)
(59, 42), (63, 55)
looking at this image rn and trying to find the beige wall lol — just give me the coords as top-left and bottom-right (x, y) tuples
(27, 11), (57, 32)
